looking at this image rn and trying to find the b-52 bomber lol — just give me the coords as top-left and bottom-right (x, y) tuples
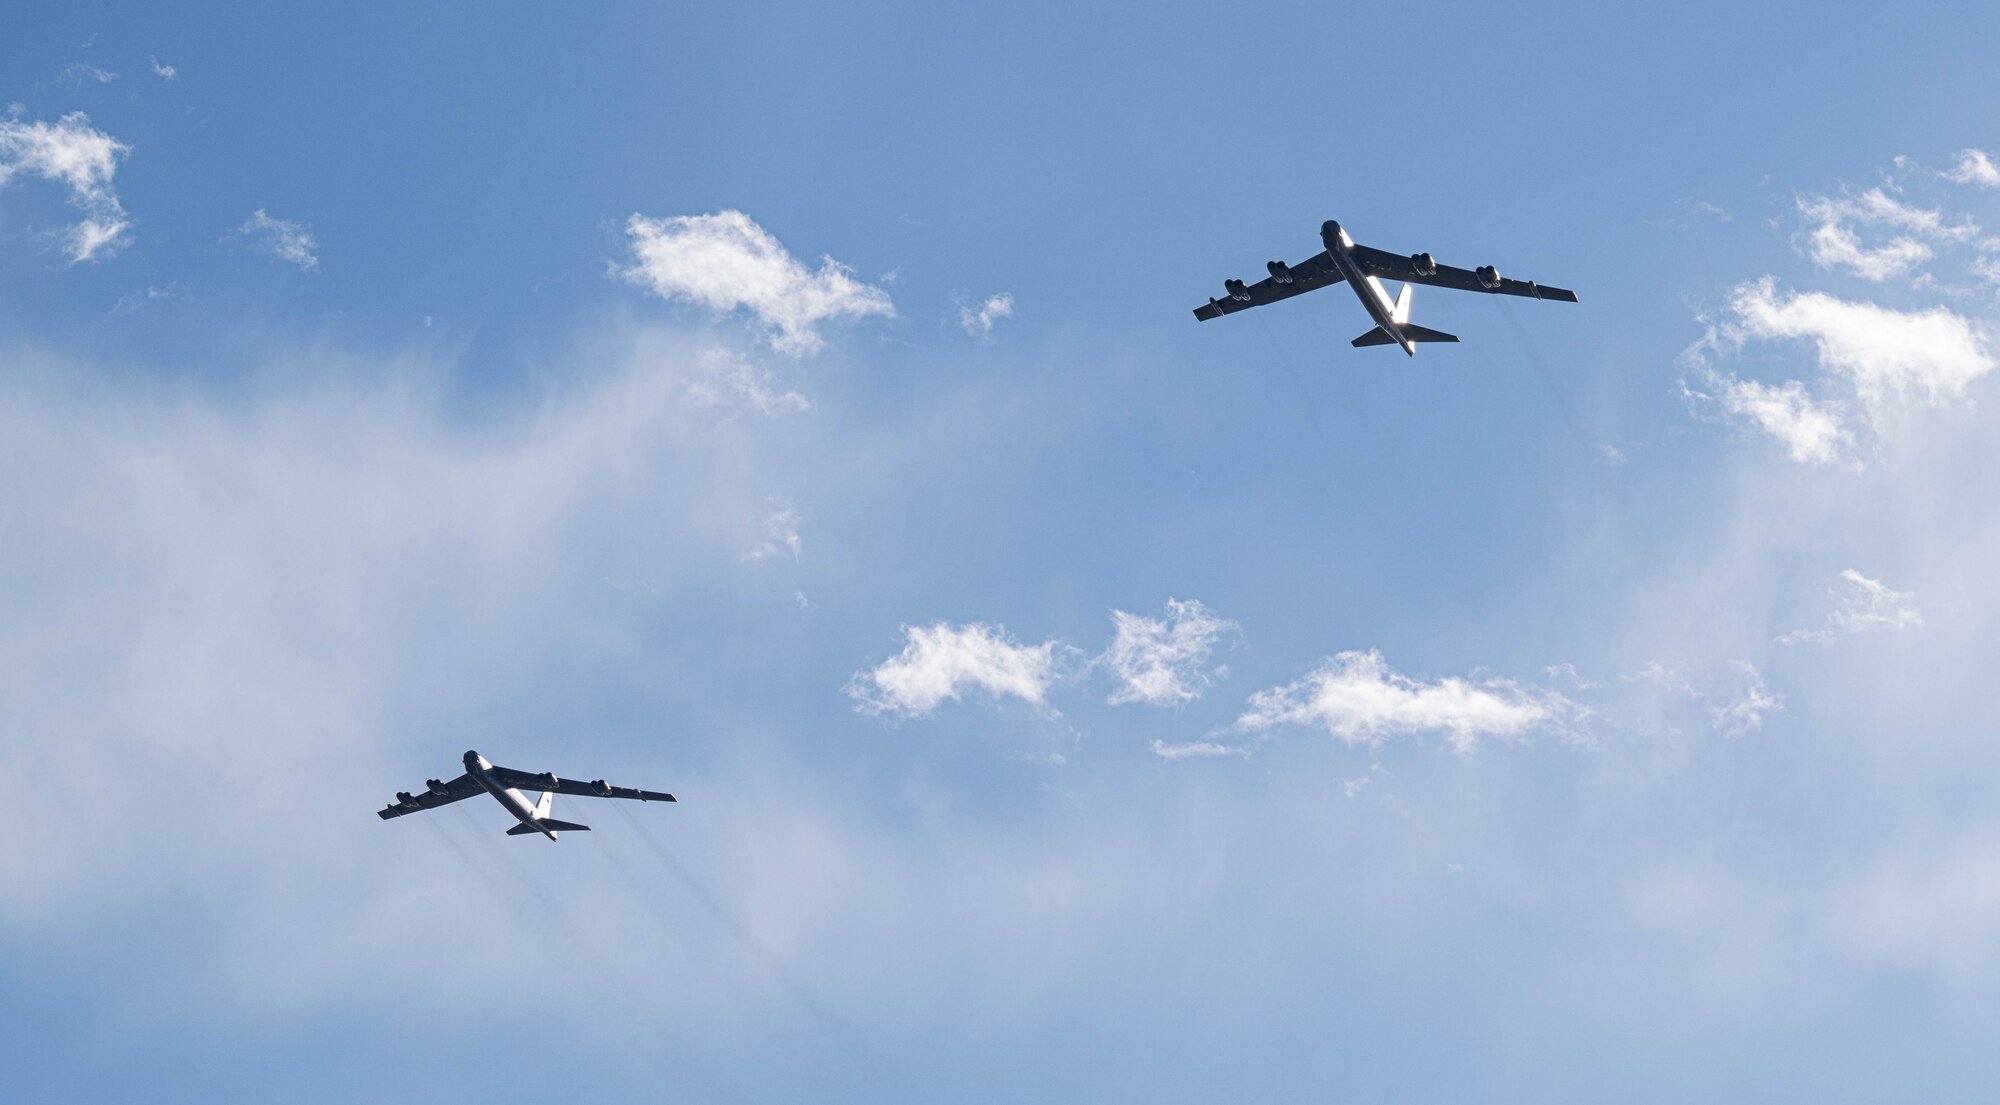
(1194, 220), (1578, 355)
(377, 750), (675, 840)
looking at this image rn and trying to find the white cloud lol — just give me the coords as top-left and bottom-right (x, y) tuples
(1946, 149), (2000, 188)
(848, 623), (1066, 718)
(1150, 739), (1249, 760)
(233, 209), (319, 270)
(0, 111), (131, 262)
(1778, 569), (1923, 646)
(741, 498), (802, 564)
(1711, 661), (1779, 736)
(1686, 278), (1995, 464)
(1795, 189), (1977, 281)
(1711, 376), (1852, 465)
(958, 292), (1015, 338)
(620, 210), (894, 355)
(1234, 650), (1571, 753)
(687, 348), (811, 416)
(1727, 278), (1993, 419)
(150, 57), (177, 80)
(1099, 598), (1234, 707)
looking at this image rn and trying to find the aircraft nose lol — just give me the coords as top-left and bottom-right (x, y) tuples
(463, 750), (480, 767)
(1320, 220), (1343, 249)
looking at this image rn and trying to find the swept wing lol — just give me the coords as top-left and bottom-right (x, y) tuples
(376, 773), (483, 820)
(485, 766), (677, 803)
(1347, 243), (1578, 302)
(1191, 251), (1345, 320)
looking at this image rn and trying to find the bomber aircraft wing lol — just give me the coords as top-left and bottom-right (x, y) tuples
(1192, 251), (1345, 320)
(1347, 243), (1579, 303)
(377, 772), (483, 820)
(486, 765), (677, 803)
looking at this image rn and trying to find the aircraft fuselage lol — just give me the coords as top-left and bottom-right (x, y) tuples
(1320, 220), (1414, 356)
(463, 750), (557, 839)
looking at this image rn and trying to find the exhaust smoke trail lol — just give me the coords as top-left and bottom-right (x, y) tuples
(607, 802), (907, 1095)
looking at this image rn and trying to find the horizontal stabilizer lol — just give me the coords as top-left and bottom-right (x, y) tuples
(1351, 326), (1398, 347)
(504, 819), (592, 837)
(1400, 324), (1459, 344)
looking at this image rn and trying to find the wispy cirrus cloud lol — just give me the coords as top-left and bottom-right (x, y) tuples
(232, 209), (320, 270)
(620, 210), (894, 355)
(848, 623), (1069, 719)
(0, 111), (132, 262)
(958, 292), (1014, 338)
(1795, 188), (1978, 282)
(741, 498), (803, 564)
(687, 348), (811, 416)
(1098, 598), (1235, 707)
(1233, 650), (1574, 753)
(1778, 569), (1923, 646)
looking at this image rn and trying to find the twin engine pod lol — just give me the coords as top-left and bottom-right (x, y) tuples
(1266, 260), (1294, 284)
(1475, 265), (1502, 289)
(1224, 278), (1252, 301)
(1410, 252), (1437, 276)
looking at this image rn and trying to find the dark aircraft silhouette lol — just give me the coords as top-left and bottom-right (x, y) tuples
(377, 751), (674, 839)
(1194, 219), (1578, 355)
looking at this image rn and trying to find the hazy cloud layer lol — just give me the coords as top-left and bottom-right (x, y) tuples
(687, 348), (811, 416)
(1779, 569), (1923, 645)
(621, 210), (894, 355)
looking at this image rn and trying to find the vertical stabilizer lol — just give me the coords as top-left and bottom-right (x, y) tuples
(531, 789), (553, 820)
(1390, 283), (1413, 325)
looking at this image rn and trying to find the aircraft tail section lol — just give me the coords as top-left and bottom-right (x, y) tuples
(1390, 282), (1412, 325)
(1399, 324), (1459, 344)
(531, 789), (554, 819)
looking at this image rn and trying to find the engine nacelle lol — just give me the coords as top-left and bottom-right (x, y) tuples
(1411, 253), (1437, 277)
(1266, 260), (1294, 284)
(426, 778), (449, 796)
(1224, 278), (1251, 302)
(537, 772), (559, 790)
(1475, 265), (1501, 289)
(396, 791), (418, 807)
(590, 779), (613, 796)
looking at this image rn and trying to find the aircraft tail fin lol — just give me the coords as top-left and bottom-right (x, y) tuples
(531, 789), (554, 819)
(1390, 282), (1413, 325)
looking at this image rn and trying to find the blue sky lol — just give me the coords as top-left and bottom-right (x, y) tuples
(8, 2), (2000, 1101)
